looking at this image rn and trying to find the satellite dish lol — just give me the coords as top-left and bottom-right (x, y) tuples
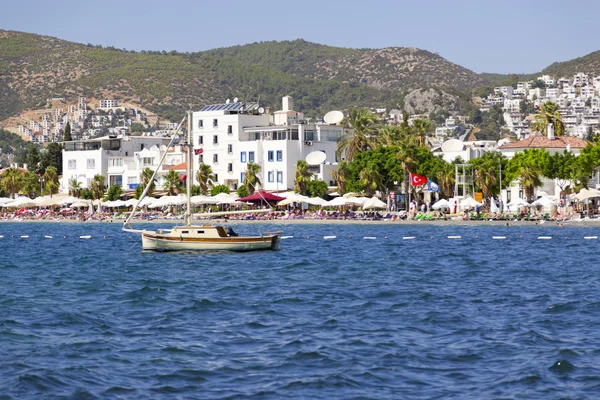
(306, 151), (327, 165)
(233, 97), (239, 103)
(258, 107), (265, 114)
(323, 110), (344, 125)
(441, 139), (465, 153)
(225, 99), (230, 104)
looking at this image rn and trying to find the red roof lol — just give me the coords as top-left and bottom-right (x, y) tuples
(164, 162), (187, 171)
(500, 135), (588, 149)
(237, 190), (285, 203)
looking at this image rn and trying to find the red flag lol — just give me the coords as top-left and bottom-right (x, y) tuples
(410, 173), (427, 186)
(194, 148), (203, 155)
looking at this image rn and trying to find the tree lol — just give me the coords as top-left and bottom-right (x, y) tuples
(244, 162), (262, 195)
(25, 144), (41, 174)
(140, 167), (156, 197)
(210, 184), (230, 196)
(104, 184), (123, 201)
(411, 118), (435, 148)
(306, 180), (328, 198)
(338, 108), (381, 161)
(21, 171), (40, 198)
(69, 178), (82, 198)
(519, 167), (543, 201)
(359, 163), (382, 196)
(237, 185), (249, 198)
(90, 174), (106, 200)
(436, 162), (455, 199)
(294, 160), (313, 195)
(1, 168), (23, 199)
(473, 163), (497, 199)
(396, 136), (419, 197)
(39, 142), (63, 174)
(43, 166), (59, 197)
(195, 163), (214, 195)
(163, 170), (183, 195)
(63, 122), (72, 142)
(531, 101), (564, 136)
(331, 161), (349, 194)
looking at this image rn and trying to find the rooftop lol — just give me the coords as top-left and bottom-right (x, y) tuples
(499, 135), (588, 149)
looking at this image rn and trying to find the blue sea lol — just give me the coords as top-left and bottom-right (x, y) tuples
(1, 222), (600, 399)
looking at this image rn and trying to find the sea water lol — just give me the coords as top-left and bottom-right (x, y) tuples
(1, 222), (600, 398)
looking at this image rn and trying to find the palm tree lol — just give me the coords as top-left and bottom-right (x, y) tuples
(359, 163), (382, 196)
(337, 108), (381, 161)
(1, 168), (23, 199)
(140, 167), (156, 197)
(244, 162), (262, 195)
(21, 171), (40, 198)
(69, 178), (82, 198)
(531, 101), (564, 136)
(195, 164), (215, 195)
(294, 160), (313, 195)
(396, 136), (419, 198)
(43, 166), (60, 197)
(163, 170), (183, 195)
(331, 161), (349, 194)
(473, 163), (497, 199)
(411, 118), (435, 148)
(436, 163), (456, 199)
(90, 174), (106, 200)
(519, 166), (542, 201)
(375, 125), (404, 148)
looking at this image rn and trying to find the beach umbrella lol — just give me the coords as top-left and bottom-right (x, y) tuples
(277, 193), (309, 206)
(432, 199), (451, 210)
(507, 198), (530, 207)
(0, 197), (12, 205)
(71, 200), (89, 208)
(573, 188), (600, 201)
(306, 197), (328, 206)
(328, 192), (341, 197)
(460, 196), (482, 209)
(362, 196), (387, 209)
(237, 190), (285, 203)
(4, 196), (35, 208)
(531, 196), (558, 207)
(343, 192), (359, 198)
(190, 195), (212, 205)
(325, 196), (348, 207)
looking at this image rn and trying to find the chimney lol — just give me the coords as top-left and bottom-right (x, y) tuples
(548, 123), (555, 140)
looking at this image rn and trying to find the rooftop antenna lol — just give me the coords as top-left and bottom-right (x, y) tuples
(226, 99), (231, 104)
(233, 97), (239, 103)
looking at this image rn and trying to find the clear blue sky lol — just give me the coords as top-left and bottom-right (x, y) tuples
(1, 0), (597, 74)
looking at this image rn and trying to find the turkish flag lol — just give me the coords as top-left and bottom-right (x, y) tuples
(410, 173), (427, 186)
(194, 148), (203, 155)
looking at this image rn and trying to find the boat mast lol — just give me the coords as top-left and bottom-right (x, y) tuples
(186, 110), (193, 226)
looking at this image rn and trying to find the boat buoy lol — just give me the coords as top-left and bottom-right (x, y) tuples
(323, 236), (336, 240)
(44, 235), (52, 239)
(403, 236), (416, 240)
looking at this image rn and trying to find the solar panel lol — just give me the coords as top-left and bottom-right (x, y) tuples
(200, 102), (258, 112)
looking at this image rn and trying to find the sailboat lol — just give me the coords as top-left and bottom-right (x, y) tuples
(123, 111), (282, 251)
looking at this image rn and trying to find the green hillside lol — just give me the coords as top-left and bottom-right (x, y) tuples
(0, 31), (491, 122)
(542, 50), (600, 77)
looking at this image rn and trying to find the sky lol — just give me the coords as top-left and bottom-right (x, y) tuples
(1, 0), (598, 74)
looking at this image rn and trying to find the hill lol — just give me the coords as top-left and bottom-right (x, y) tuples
(0, 31), (490, 122)
(542, 50), (600, 78)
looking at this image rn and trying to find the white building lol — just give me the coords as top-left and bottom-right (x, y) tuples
(191, 96), (344, 192)
(62, 135), (169, 193)
(538, 75), (556, 86)
(494, 86), (514, 98)
(99, 99), (119, 109)
(573, 72), (589, 87)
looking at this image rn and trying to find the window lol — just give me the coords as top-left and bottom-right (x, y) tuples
(227, 144), (233, 153)
(213, 119), (218, 127)
(198, 135), (203, 145)
(240, 152), (247, 163)
(86, 158), (95, 169)
(213, 174), (218, 182)
(240, 172), (245, 183)
(109, 158), (123, 167)
(268, 151), (274, 162)
(227, 125), (233, 134)
(276, 150), (283, 161)
(248, 151), (255, 163)
(268, 171), (274, 182)
(277, 171), (283, 183)
(213, 154), (218, 163)
(196, 230), (205, 234)
(213, 135), (218, 144)
(127, 176), (138, 184)
(68, 160), (76, 170)
(228, 163), (233, 172)
(198, 120), (203, 128)
(199, 154), (204, 163)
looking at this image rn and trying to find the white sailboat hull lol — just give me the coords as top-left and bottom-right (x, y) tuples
(140, 227), (281, 252)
